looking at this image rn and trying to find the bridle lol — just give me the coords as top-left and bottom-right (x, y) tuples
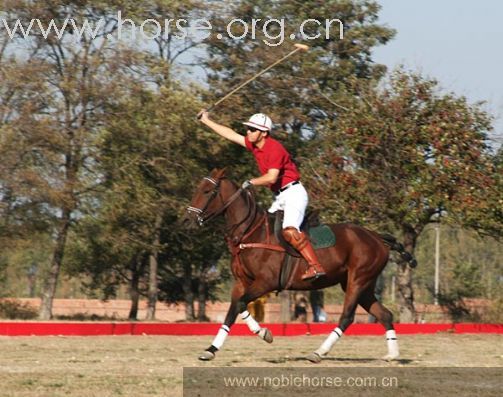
(186, 175), (265, 246)
(186, 176), (246, 226)
(186, 177), (221, 225)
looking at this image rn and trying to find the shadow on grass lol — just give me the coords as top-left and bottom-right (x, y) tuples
(265, 357), (414, 365)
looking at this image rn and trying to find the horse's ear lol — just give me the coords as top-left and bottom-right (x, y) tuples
(212, 168), (227, 179)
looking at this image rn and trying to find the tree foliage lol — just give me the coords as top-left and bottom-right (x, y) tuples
(64, 79), (230, 319)
(306, 69), (501, 320)
(203, 0), (394, 134)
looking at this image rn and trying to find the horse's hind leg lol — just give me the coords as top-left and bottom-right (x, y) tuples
(307, 277), (366, 363)
(358, 287), (399, 360)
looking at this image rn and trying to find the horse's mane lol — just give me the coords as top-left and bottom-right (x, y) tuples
(222, 177), (266, 233)
(224, 177), (264, 215)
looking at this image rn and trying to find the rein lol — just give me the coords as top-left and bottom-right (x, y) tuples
(203, 187), (245, 225)
(187, 175), (288, 285)
(188, 175), (286, 280)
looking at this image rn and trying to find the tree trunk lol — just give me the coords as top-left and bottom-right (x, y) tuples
(129, 284), (140, 320)
(279, 290), (291, 322)
(128, 257), (146, 320)
(197, 266), (209, 321)
(145, 252), (158, 320)
(146, 213), (162, 321)
(38, 209), (71, 320)
(184, 289), (195, 321)
(183, 263), (195, 320)
(396, 225), (417, 323)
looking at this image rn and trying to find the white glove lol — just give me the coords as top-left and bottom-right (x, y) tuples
(241, 180), (253, 189)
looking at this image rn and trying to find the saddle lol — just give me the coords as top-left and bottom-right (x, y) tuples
(273, 210), (336, 256)
(273, 210), (336, 291)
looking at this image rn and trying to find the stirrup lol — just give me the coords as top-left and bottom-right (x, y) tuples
(301, 267), (325, 281)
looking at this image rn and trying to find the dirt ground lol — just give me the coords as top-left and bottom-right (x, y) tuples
(0, 333), (501, 397)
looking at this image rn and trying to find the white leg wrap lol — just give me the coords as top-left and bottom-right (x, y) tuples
(315, 327), (343, 356)
(241, 310), (261, 334)
(211, 325), (230, 350)
(385, 330), (399, 358)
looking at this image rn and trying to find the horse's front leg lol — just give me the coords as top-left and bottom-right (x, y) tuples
(238, 288), (274, 344)
(198, 282), (243, 361)
(198, 282), (272, 361)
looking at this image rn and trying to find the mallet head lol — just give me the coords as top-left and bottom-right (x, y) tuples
(294, 43), (310, 51)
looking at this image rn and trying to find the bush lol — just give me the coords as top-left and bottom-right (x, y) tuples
(54, 313), (122, 321)
(480, 296), (503, 323)
(436, 292), (473, 322)
(435, 261), (486, 322)
(0, 299), (38, 319)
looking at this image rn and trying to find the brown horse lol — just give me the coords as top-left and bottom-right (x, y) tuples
(185, 169), (416, 363)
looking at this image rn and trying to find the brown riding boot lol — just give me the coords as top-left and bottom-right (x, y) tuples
(282, 227), (326, 281)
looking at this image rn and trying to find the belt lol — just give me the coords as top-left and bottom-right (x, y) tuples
(274, 181), (299, 195)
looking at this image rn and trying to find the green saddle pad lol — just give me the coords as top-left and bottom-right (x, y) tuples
(308, 224), (336, 249)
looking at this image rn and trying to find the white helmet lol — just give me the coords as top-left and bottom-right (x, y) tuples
(242, 113), (272, 132)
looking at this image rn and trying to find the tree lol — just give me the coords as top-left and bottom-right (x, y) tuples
(65, 78), (229, 320)
(157, 226), (228, 321)
(307, 69), (500, 321)
(133, 0), (207, 85)
(0, 0), (195, 318)
(0, 0), (242, 319)
(88, 0), (218, 319)
(412, 224), (501, 307)
(203, 0), (394, 135)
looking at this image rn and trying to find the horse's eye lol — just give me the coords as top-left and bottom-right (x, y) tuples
(203, 190), (211, 195)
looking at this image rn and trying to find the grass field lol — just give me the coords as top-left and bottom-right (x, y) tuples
(0, 333), (501, 396)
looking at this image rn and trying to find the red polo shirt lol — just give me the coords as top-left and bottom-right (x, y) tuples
(244, 135), (300, 192)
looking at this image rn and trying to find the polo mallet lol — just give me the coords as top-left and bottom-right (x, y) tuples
(198, 43), (309, 118)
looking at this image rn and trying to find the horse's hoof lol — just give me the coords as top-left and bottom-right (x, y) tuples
(198, 351), (215, 361)
(259, 328), (273, 343)
(306, 352), (323, 363)
(382, 353), (399, 361)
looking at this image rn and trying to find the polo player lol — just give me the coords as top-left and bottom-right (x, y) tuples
(198, 110), (325, 281)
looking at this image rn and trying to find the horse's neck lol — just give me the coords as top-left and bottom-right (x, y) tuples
(224, 189), (262, 242)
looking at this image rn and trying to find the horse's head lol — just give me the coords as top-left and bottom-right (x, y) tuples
(185, 168), (237, 228)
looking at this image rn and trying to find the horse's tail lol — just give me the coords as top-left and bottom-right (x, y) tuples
(379, 233), (418, 268)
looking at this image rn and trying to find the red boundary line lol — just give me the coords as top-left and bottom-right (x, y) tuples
(0, 322), (501, 336)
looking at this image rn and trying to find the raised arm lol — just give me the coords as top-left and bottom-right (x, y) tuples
(198, 110), (246, 147)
